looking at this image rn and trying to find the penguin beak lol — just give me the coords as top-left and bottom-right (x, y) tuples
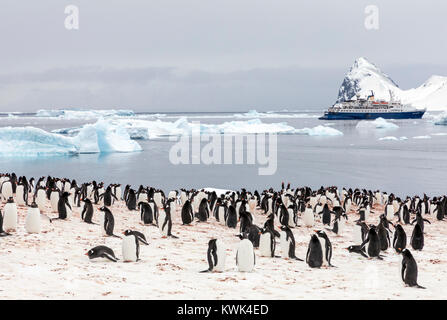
(84, 252), (89, 256)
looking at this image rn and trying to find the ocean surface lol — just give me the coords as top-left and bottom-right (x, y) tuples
(1, 110), (447, 197)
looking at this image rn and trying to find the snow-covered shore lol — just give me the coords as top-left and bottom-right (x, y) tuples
(0, 197), (445, 300)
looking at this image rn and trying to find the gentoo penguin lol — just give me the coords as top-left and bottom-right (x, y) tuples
(181, 200), (194, 225)
(352, 221), (369, 245)
(50, 188), (60, 213)
(225, 205), (237, 229)
(410, 224), (424, 251)
(316, 230), (334, 267)
(81, 198), (96, 224)
(1, 179), (13, 202)
(385, 201), (395, 221)
(248, 197), (257, 215)
(393, 224), (407, 253)
(35, 186), (46, 212)
(98, 207), (121, 238)
(126, 189), (137, 210)
(280, 226), (303, 261)
(122, 232), (140, 262)
(411, 212), (431, 233)
(196, 198), (209, 222)
(16, 181), (28, 206)
(359, 226), (383, 259)
(213, 199), (227, 225)
(158, 199), (178, 238)
(85, 246), (118, 262)
(51, 192), (72, 221)
(329, 207), (347, 236)
(123, 229), (149, 245)
(278, 204), (289, 227)
(306, 234), (323, 268)
(3, 197), (18, 232)
(302, 204), (315, 227)
(113, 184), (122, 202)
(259, 227), (277, 257)
(99, 187), (118, 207)
(25, 202), (41, 234)
(200, 239), (227, 273)
(321, 204), (332, 225)
(377, 219), (391, 251)
(401, 249), (425, 289)
(139, 202), (155, 225)
(236, 238), (255, 272)
(0, 209), (11, 237)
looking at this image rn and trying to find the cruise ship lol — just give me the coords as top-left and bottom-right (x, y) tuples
(319, 91), (426, 120)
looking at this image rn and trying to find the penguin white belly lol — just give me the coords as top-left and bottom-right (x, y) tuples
(3, 203), (18, 231)
(122, 235), (138, 262)
(25, 207), (41, 233)
(36, 191), (46, 211)
(2, 182), (13, 201)
(214, 240), (227, 272)
(236, 239), (255, 272)
(180, 193), (187, 205)
(345, 200), (352, 213)
(392, 200), (399, 213)
(267, 199), (273, 214)
(16, 186), (26, 206)
(309, 197), (317, 209)
(100, 214), (106, 236)
(338, 218), (346, 235)
(430, 204), (436, 215)
(50, 193), (59, 212)
(137, 193), (147, 204)
(288, 208), (295, 227)
(154, 193), (163, 209)
(249, 200), (256, 214)
(386, 205), (394, 220)
(352, 224), (363, 245)
(303, 209), (314, 227)
(115, 187), (122, 201)
(315, 205), (323, 215)
(280, 231), (290, 258)
(158, 210), (168, 236)
(318, 237), (328, 266)
(365, 207), (370, 220)
(56, 181), (62, 190)
(259, 233), (272, 257)
(218, 207), (226, 225)
(333, 200), (340, 207)
(87, 186), (94, 199)
(320, 196), (327, 205)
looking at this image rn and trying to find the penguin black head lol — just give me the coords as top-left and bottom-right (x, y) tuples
(7, 197), (14, 203)
(123, 229), (134, 236)
(402, 249), (413, 259)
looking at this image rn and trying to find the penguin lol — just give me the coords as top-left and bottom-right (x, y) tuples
(385, 201), (395, 221)
(35, 186), (46, 212)
(280, 226), (303, 261)
(321, 204), (332, 225)
(401, 249), (425, 289)
(329, 209), (347, 236)
(25, 202), (41, 234)
(51, 192), (72, 221)
(213, 199), (227, 225)
(3, 197), (18, 232)
(139, 202), (155, 225)
(16, 181), (28, 206)
(236, 238), (255, 272)
(1, 179), (13, 202)
(159, 199), (178, 238)
(50, 188), (60, 213)
(306, 234), (323, 268)
(0, 209), (11, 237)
(377, 219), (391, 251)
(180, 199), (194, 225)
(123, 229), (149, 245)
(148, 199), (159, 224)
(316, 230), (335, 267)
(98, 207), (121, 238)
(81, 198), (96, 224)
(200, 239), (227, 273)
(410, 223), (424, 251)
(196, 198), (209, 222)
(259, 227), (277, 258)
(411, 212), (431, 233)
(225, 205), (237, 229)
(393, 224), (407, 253)
(352, 221), (369, 245)
(85, 246), (119, 262)
(302, 204), (315, 227)
(359, 227), (383, 259)
(122, 232), (140, 262)
(278, 204), (289, 227)
(113, 184), (122, 202)
(126, 189), (137, 210)
(99, 187), (118, 207)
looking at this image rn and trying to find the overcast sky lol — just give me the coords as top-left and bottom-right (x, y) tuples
(0, 0), (446, 112)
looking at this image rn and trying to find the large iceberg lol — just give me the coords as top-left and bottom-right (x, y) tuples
(0, 119), (141, 157)
(356, 117), (399, 130)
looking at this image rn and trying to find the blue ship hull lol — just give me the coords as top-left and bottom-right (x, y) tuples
(319, 110), (425, 120)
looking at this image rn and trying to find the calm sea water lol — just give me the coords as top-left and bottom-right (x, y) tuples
(1, 111), (446, 197)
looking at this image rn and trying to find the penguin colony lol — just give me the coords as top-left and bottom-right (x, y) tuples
(1, 174), (444, 293)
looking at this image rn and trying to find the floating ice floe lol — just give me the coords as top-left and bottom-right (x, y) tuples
(412, 135), (431, 139)
(35, 108), (135, 120)
(0, 119), (141, 157)
(60, 118), (344, 139)
(356, 117), (399, 130)
(233, 109), (318, 119)
(433, 111), (447, 125)
(378, 136), (408, 141)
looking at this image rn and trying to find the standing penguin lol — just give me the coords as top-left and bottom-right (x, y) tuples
(213, 199), (227, 225)
(0, 209), (11, 237)
(321, 204), (332, 226)
(236, 238), (255, 272)
(122, 232), (140, 262)
(139, 202), (155, 225)
(225, 205), (237, 229)
(352, 221), (369, 245)
(306, 234), (323, 268)
(393, 224), (407, 253)
(16, 181), (28, 206)
(25, 202), (41, 234)
(196, 198), (209, 222)
(401, 249), (425, 289)
(126, 189), (137, 210)
(385, 201), (395, 221)
(360, 226), (383, 259)
(302, 204), (315, 227)
(158, 199), (178, 238)
(3, 197), (18, 232)
(81, 198), (96, 224)
(98, 207), (121, 238)
(123, 229), (149, 245)
(329, 208), (347, 236)
(35, 186), (46, 212)
(410, 223), (424, 251)
(316, 230), (335, 267)
(181, 200), (194, 225)
(50, 188), (60, 213)
(280, 226), (303, 261)
(377, 219), (391, 251)
(99, 187), (118, 207)
(51, 192), (72, 221)
(200, 239), (227, 273)
(259, 227), (277, 257)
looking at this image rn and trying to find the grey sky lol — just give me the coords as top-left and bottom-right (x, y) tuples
(0, 0), (446, 112)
